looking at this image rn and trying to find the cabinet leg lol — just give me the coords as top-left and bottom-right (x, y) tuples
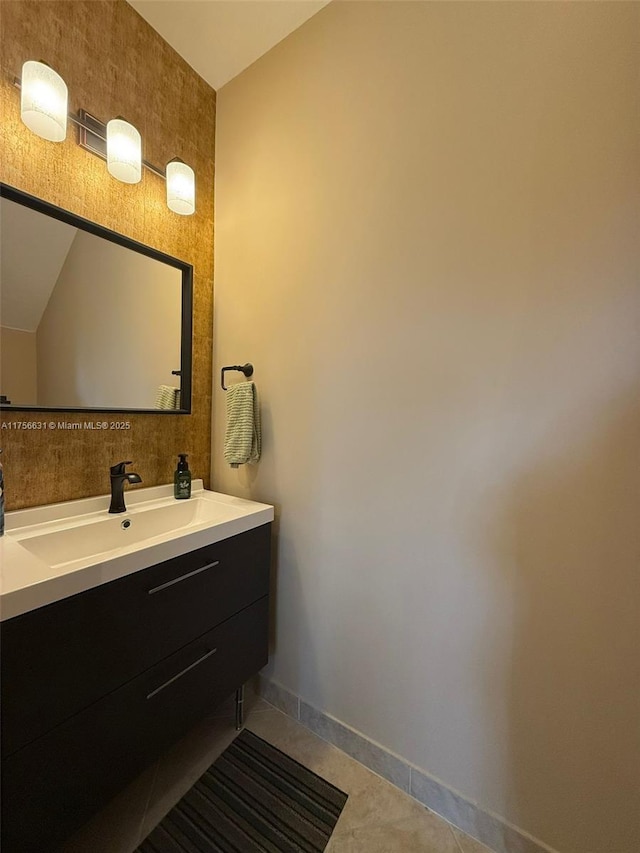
(235, 685), (245, 731)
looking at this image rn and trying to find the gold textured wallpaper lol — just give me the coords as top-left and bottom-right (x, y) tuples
(0, 1), (215, 510)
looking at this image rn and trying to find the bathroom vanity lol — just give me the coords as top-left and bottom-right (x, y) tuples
(0, 483), (273, 852)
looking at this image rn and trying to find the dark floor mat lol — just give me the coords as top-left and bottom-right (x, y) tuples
(137, 728), (348, 852)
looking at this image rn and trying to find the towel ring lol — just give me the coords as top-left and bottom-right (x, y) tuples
(221, 363), (254, 391)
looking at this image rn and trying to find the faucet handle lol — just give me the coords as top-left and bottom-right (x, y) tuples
(110, 461), (133, 476)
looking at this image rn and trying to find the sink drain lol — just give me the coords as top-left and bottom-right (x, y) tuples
(121, 518), (132, 530)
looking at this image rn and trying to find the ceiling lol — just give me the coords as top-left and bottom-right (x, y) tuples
(129, 0), (330, 91)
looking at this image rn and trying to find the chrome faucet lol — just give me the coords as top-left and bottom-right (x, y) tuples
(109, 461), (142, 513)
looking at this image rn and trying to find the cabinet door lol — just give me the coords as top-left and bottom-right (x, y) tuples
(1, 596), (269, 853)
(1, 523), (271, 757)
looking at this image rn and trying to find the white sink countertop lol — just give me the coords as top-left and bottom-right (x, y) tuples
(0, 481), (274, 621)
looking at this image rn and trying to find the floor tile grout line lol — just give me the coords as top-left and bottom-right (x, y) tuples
(132, 712), (242, 849)
(135, 759), (160, 848)
(328, 812), (473, 849)
(450, 823), (466, 853)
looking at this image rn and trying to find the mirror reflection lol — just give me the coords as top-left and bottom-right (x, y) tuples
(0, 188), (192, 412)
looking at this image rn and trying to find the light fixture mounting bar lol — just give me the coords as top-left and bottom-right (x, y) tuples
(76, 109), (107, 157)
(78, 110), (165, 179)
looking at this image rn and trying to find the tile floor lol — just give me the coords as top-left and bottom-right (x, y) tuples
(62, 692), (492, 853)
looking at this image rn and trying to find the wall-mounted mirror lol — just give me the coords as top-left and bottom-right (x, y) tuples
(0, 184), (192, 413)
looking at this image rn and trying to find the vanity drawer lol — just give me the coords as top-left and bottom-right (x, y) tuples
(1, 595), (269, 853)
(1, 522), (271, 757)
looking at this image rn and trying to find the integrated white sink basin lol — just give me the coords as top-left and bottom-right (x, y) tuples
(0, 481), (274, 621)
(17, 494), (235, 568)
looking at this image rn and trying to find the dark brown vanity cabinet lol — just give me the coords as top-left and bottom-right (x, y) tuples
(0, 523), (271, 853)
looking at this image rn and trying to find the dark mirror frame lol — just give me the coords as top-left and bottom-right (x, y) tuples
(0, 183), (193, 415)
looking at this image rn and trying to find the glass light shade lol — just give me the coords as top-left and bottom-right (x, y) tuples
(21, 60), (68, 142)
(106, 118), (142, 184)
(166, 160), (196, 215)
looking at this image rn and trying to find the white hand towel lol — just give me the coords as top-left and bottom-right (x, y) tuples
(155, 385), (179, 409)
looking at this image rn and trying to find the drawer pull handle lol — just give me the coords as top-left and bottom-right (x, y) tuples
(147, 648), (218, 699)
(147, 560), (220, 595)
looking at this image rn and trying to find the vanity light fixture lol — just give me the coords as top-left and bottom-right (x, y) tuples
(20, 60), (68, 142)
(16, 61), (196, 214)
(106, 117), (142, 184)
(166, 159), (195, 216)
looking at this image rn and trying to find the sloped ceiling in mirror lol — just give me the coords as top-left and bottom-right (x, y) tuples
(1, 199), (77, 331)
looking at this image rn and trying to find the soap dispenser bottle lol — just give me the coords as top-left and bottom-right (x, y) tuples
(174, 453), (191, 500)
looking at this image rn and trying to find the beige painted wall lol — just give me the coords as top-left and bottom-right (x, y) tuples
(1, 327), (37, 406)
(37, 231), (181, 409)
(212, 3), (640, 852)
